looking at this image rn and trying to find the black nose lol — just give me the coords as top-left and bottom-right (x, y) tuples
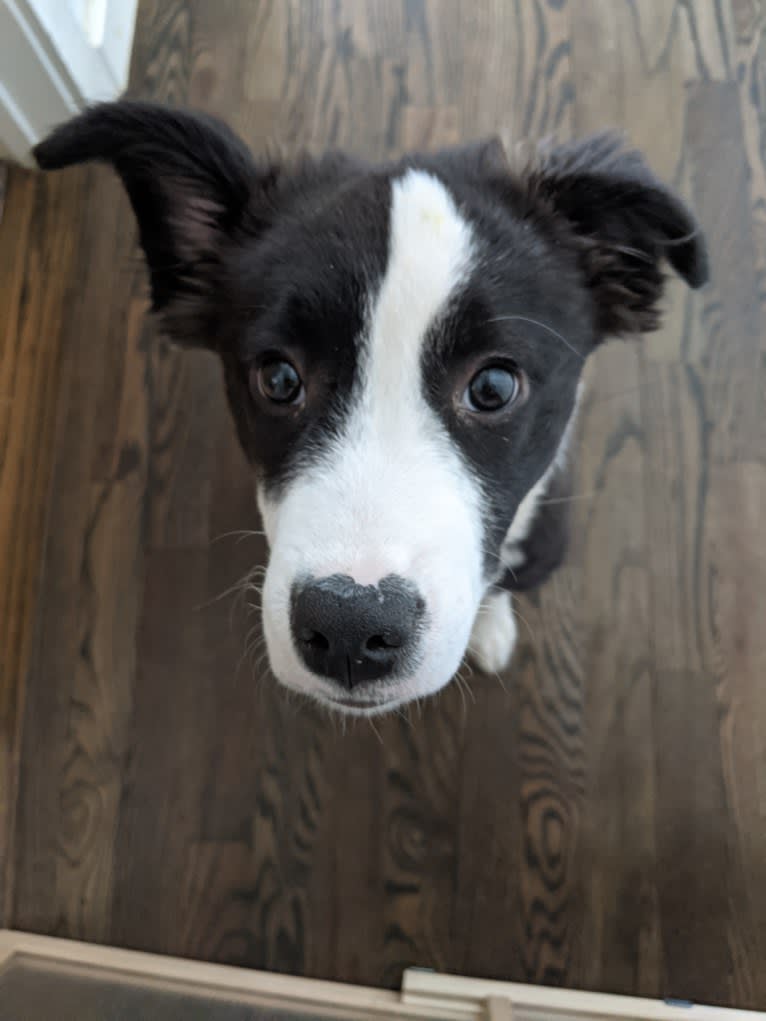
(290, 574), (425, 690)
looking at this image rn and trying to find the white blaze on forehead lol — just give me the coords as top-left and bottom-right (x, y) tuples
(365, 170), (475, 410)
(340, 167), (479, 576)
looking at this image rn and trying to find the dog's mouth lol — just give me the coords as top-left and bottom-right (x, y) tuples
(319, 692), (400, 715)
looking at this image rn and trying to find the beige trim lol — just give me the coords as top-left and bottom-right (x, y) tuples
(484, 996), (515, 1021)
(403, 969), (763, 1021)
(0, 930), (762, 1021)
(0, 930), (473, 1020)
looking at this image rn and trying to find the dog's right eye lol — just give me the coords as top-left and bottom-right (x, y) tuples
(462, 364), (522, 414)
(251, 359), (305, 407)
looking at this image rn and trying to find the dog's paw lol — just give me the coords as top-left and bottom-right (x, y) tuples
(467, 590), (517, 675)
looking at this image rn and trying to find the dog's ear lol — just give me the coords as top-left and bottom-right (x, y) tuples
(34, 101), (273, 347)
(524, 133), (708, 338)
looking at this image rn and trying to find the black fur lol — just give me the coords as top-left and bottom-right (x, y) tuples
(522, 133), (707, 335)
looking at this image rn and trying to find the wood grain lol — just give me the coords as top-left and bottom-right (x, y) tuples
(3, 0), (765, 1012)
(9, 0), (195, 940)
(0, 165), (86, 925)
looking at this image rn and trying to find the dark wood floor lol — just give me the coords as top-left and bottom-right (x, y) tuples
(2, 0), (765, 1009)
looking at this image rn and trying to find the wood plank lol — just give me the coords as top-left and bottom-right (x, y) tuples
(731, 0), (766, 463)
(684, 81), (763, 463)
(640, 362), (753, 1005)
(703, 461), (766, 1005)
(0, 165), (86, 925)
(567, 347), (660, 997)
(566, 1), (680, 998)
(10, 0), (195, 938)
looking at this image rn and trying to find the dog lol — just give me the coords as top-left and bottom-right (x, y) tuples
(34, 102), (708, 715)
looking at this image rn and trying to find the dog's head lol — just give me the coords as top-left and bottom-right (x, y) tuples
(35, 102), (707, 714)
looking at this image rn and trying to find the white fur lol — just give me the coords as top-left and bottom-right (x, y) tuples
(259, 170), (487, 712)
(468, 589), (517, 675)
(499, 381), (583, 573)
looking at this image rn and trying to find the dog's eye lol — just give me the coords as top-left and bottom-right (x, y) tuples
(463, 365), (520, 413)
(252, 359), (304, 406)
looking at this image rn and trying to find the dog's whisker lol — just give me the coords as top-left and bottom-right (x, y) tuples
(510, 604), (536, 643)
(536, 491), (600, 507)
(243, 619), (263, 649)
(242, 617), (265, 647)
(248, 626), (265, 646)
(482, 547), (519, 583)
(211, 529), (268, 545)
(464, 651), (509, 695)
(456, 665), (477, 707)
(484, 314), (585, 360)
(486, 568), (517, 598)
(236, 639), (254, 675)
(245, 639), (263, 665)
(604, 242), (654, 264)
(658, 225), (702, 247)
(253, 647), (271, 677)
(197, 564), (267, 611)
(465, 645), (499, 694)
(368, 716), (385, 746)
(392, 704), (413, 727)
(248, 637), (266, 662)
(453, 670), (468, 714)
(249, 645), (269, 677)
(494, 670), (509, 694)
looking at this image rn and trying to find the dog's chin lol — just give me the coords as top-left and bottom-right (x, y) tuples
(311, 691), (408, 717)
(274, 673), (441, 717)
(270, 657), (463, 716)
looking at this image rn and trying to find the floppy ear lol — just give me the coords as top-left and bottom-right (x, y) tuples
(524, 133), (708, 337)
(34, 100), (271, 347)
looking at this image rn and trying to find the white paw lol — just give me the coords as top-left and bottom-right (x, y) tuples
(467, 590), (517, 675)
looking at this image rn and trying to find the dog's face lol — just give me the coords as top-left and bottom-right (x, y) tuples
(35, 103), (707, 714)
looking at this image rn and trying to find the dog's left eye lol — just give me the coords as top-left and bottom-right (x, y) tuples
(463, 365), (520, 413)
(251, 359), (304, 406)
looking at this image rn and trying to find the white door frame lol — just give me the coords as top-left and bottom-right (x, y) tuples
(0, 0), (137, 166)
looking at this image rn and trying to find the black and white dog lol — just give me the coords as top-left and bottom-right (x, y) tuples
(35, 102), (707, 715)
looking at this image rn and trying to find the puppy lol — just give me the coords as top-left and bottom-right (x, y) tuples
(34, 102), (707, 715)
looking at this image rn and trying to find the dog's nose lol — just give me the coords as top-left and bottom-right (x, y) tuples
(290, 574), (424, 689)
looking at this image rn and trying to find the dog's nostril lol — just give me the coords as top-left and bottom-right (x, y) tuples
(365, 633), (400, 653)
(301, 629), (330, 652)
